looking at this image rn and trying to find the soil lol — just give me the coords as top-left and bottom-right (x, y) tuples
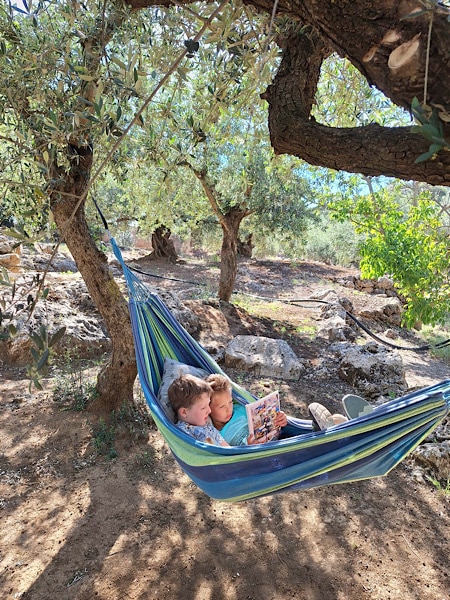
(1, 254), (450, 600)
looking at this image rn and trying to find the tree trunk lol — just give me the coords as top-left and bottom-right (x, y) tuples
(148, 225), (178, 261)
(50, 146), (137, 416)
(218, 206), (249, 301)
(261, 25), (450, 186)
(182, 163), (252, 301)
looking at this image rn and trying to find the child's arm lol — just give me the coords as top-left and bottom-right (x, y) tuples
(205, 436), (230, 447)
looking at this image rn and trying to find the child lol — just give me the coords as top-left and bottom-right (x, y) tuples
(206, 373), (288, 445)
(168, 373), (229, 446)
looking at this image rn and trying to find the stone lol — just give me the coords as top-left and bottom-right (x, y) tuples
(224, 335), (306, 380)
(334, 341), (407, 398)
(413, 441), (450, 480)
(0, 253), (21, 271)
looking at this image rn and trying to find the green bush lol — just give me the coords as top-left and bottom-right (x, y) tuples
(303, 219), (361, 266)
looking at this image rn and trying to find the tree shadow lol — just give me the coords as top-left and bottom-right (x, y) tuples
(1, 364), (449, 600)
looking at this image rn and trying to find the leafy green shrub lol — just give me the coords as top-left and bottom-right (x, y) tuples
(303, 218), (361, 266)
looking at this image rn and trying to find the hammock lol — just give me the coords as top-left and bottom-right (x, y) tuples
(111, 239), (450, 502)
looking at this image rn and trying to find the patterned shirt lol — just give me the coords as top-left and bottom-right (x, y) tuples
(175, 419), (227, 446)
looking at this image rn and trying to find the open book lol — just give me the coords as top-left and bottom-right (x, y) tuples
(245, 391), (281, 442)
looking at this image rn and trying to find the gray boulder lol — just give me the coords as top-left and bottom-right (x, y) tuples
(224, 335), (306, 380)
(334, 341), (407, 399)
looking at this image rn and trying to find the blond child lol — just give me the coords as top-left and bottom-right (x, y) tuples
(205, 373), (288, 445)
(168, 373), (229, 446)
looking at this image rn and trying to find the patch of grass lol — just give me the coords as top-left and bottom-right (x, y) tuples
(190, 283), (217, 301)
(89, 392), (153, 460)
(113, 398), (153, 440)
(426, 475), (450, 497)
(419, 326), (450, 363)
(233, 295), (282, 318)
(91, 418), (117, 459)
(294, 324), (317, 338)
(136, 448), (158, 469)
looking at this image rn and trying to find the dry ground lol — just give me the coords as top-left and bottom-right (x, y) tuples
(1, 254), (450, 600)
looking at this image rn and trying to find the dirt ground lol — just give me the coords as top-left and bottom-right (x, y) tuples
(1, 254), (450, 600)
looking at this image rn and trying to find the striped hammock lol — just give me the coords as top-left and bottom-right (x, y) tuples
(111, 239), (450, 502)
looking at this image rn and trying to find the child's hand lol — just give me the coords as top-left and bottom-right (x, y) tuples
(275, 411), (288, 427)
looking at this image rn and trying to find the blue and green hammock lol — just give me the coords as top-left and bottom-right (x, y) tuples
(111, 239), (450, 502)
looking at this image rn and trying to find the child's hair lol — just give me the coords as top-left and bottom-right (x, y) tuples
(205, 373), (232, 394)
(168, 374), (212, 415)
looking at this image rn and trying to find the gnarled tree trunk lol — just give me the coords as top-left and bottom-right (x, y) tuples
(218, 206), (250, 301)
(261, 25), (450, 185)
(129, 0), (450, 185)
(50, 146), (137, 416)
(148, 225), (179, 261)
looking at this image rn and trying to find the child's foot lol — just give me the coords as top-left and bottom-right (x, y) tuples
(309, 402), (348, 430)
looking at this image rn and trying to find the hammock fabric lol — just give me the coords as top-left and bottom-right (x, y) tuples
(111, 239), (450, 502)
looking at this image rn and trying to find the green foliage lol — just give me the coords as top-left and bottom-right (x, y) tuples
(112, 399), (153, 440)
(52, 350), (98, 411)
(314, 54), (410, 128)
(303, 217), (362, 266)
(418, 326), (450, 363)
(91, 418), (117, 459)
(0, 265), (66, 389)
(26, 323), (66, 390)
(426, 475), (450, 497)
(411, 97), (450, 163)
(328, 184), (450, 326)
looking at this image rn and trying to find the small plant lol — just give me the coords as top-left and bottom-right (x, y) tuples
(0, 267), (66, 390)
(190, 283), (217, 301)
(52, 349), (98, 410)
(91, 418), (117, 459)
(294, 324), (316, 338)
(136, 448), (157, 469)
(426, 475), (450, 497)
(113, 399), (153, 439)
(419, 325), (450, 364)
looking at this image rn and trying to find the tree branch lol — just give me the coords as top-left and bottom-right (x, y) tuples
(261, 26), (450, 186)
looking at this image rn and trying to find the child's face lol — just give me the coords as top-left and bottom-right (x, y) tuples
(209, 389), (233, 429)
(179, 392), (211, 426)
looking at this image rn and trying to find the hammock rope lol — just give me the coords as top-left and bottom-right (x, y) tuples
(108, 236), (450, 502)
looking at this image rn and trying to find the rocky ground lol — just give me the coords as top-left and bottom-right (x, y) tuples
(1, 248), (450, 600)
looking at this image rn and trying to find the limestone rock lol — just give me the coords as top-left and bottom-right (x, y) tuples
(224, 335), (306, 380)
(334, 341), (407, 398)
(413, 441), (450, 480)
(0, 253), (21, 271)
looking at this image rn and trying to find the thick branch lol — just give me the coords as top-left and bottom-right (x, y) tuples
(262, 27), (450, 186)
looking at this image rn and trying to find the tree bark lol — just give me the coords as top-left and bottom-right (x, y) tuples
(148, 225), (179, 261)
(261, 26), (450, 185)
(128, 0), (450, 185)
(238, 233), (254, 258)
(49, 146), (137, 416)
(218, 206), (250, 301)
(182, 163), (252, 301)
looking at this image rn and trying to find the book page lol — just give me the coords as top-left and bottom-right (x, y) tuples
(245, 391), (281, 442)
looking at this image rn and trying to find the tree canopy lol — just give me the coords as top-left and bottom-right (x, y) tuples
(128, 0), (450, 186)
